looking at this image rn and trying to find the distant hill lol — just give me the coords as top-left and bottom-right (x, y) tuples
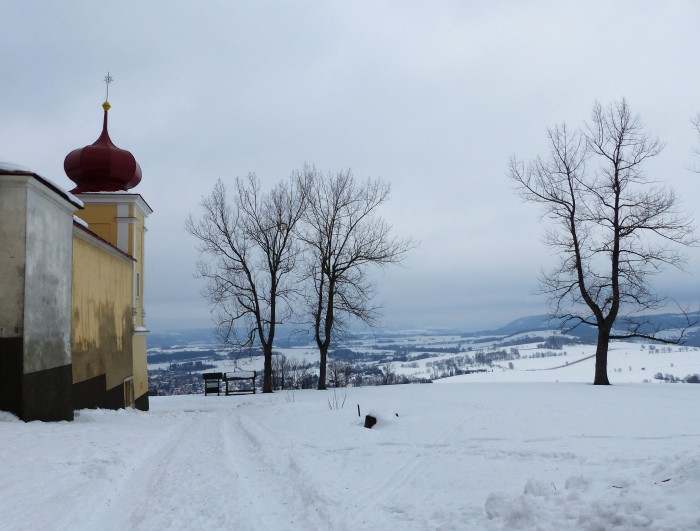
(148, 328), (219, 349)
(148, 324), (314, 349)
(149, 311), (700, 349)
(488, 312), (700, 347)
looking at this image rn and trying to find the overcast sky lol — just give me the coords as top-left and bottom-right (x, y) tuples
(3, 1), (700, 332)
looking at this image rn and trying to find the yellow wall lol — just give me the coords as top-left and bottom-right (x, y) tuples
(71, 232), (134, 392)
(78, 203), (118, 246)
(73, 194), (151, 408)
(132, 334), (148, 400)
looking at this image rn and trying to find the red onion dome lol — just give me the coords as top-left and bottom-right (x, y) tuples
(64, 102), (142, 193)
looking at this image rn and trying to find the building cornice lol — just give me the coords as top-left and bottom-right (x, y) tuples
(75, 192), (153, 216)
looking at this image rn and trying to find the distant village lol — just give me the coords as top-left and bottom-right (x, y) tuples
(147, 335), (558, 396)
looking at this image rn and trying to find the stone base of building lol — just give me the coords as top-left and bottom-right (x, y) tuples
(0, 338), (23, 418)
(135, 392), (149, 411)
(0, 339), (74, 422)
(73, 374), (132, 411)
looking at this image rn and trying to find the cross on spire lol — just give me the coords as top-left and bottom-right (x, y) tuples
(104, 72), (114, 102)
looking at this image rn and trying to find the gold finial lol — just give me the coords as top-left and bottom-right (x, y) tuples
(103, 72), (113, 106)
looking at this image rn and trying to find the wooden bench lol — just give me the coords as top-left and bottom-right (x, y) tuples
(223, 371), (257, 395)
(202, 372), (223, 396)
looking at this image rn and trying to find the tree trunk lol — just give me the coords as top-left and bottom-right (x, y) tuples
(318, 345), (328, 390)
(263, 346), (273, 393)
(316, 277), (334, 391)
(593, 328), (611, 385)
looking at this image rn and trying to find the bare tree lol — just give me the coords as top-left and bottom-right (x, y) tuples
(272, 354), (314, 390)
(380, 361), (396, 385)
(186, 174), (308, 393)
(328, 359), (353, 388)
(289, 358), (314, 389)
(298, 167), (414, 390)
(509, 99), (696, 385)
(271, 354), (291, 391)
(692, 112), (700, 173)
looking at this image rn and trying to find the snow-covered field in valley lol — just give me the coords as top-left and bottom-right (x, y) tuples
(2, 380), (699, 530)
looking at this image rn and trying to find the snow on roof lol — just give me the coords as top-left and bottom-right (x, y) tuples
(72, 215), (89, 229)
(0, 161), (32, 172)
(0, 164), (84, 209)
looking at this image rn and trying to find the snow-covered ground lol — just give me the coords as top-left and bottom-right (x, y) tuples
(2, 381), (699, 530)
(439, 344), (700, 384)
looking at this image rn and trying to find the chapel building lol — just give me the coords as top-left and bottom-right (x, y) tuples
(0, 98), (151, 421)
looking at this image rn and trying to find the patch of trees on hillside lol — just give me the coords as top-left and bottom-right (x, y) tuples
(148, 350), (218, 364)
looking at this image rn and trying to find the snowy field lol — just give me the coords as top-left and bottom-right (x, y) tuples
(440, 343), (700, 384)
(150, 335), (700, 387)
(2, 381), (699, 530)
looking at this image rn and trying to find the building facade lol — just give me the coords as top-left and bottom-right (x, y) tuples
(0, 99), (151, 421)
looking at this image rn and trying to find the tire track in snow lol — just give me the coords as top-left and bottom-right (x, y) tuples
(82, 411), (252, 530)
(226, 413), (334, 530)
(63, 415), (187, 530)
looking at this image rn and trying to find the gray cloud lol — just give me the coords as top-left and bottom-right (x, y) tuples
(3, 1), (699, 331)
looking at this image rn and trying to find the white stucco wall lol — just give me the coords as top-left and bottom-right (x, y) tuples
(22, 177), (78, 373)
(0, 172), (79, 374)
